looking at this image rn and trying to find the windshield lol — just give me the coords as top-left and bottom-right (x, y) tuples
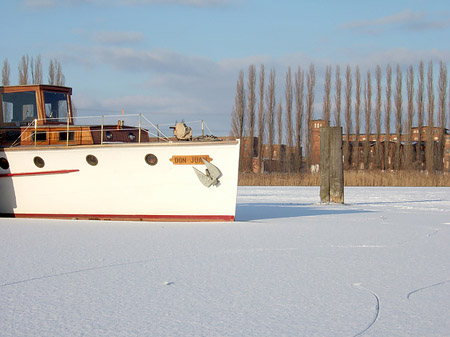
(2, 91), (38, 125)
(44, 91), (69, 122)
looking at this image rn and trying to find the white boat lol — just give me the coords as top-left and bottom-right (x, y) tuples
(0, 85), (240, 221)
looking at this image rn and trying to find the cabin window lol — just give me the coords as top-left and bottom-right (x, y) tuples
(44, 92), (69, 122)
(31, 131), (47, 141)
(6, 131), (20, 141)
(59, 131), (75, 141)
(2, 91), (38, 125)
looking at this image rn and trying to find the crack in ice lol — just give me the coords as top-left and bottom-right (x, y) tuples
(0, 256), (178, 288)
(407, 279), (450, 299)
(352, 283), (381, 337)
(329, 245), (386, 248)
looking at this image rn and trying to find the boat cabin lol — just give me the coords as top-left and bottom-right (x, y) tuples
(0, 85), (73, 127)
(0, 85), (148, 147)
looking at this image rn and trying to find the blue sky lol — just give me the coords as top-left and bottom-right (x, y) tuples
(2, 0), (450, 136)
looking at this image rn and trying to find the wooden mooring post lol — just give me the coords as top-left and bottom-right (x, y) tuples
(320, 126), (344, 203)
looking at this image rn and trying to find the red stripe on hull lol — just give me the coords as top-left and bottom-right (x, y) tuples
(0, 169), (79, 178)
(0, 213), (235, 222)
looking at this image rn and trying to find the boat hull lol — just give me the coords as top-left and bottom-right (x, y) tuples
(0, 140), (240, 221)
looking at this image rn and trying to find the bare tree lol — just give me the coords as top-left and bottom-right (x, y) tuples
(257, 65), (265, 173)
(344, 65), (352, 169)
(30, 57), (35, 84)
(363, 70), (372, 169)
(438, 61), (447, 171)
(285, 67), (293, 147)
(277, 102), (283, 171)
(305, 64), (315, 171)
(231, 70), (246, 138)
(394, 65), (403, 170)
(2, 59), (10, 86)
(354, 66), (361, 170)
(375, 65), (382, 169)
(246, 65), (256, 172)
(230, 70), (246, 171)
(18, 55), (30, 85)
(294, 67), (305, 172)
(266, 68), (276, 172)
(56, 60), (65, 86)
(31, 55), (43, 84)
(426, 61), (435, 173)
(48, 58), (65, 86)
(285, 67), (293, 172)
(322, 65), (332, 126)
(405, 65), (414, 170)
(334, 65), (342, 127)
(416, 61), (425, 167)
(48, 59), (55, 85)
(384, 65), (392, 170)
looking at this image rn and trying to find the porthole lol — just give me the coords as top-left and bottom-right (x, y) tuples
(0, 157), (9, 170)
(86, 154), (98, 166)
(33, 156), (45, 168)
(145, 154), (158, 166)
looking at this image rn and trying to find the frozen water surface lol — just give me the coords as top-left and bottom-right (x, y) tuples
(1, 187), (450, 336)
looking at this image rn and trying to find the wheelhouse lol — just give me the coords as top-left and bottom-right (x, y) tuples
(0, 85), (73, 127)
(0, 85), (149, 147)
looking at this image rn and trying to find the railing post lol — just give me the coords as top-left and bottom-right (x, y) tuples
(66, 115), (70, 146)
(138, 113), (142, 143)
(101, 115), (104, 145)
(34, 119), (37, 147)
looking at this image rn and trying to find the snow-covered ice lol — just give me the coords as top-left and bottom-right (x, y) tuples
(1, 187), (450, 336)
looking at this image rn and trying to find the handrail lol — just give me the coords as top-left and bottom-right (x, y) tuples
(7, 113), (216, 146)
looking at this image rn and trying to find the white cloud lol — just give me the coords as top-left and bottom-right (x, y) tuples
(23, 0), (234, 8)
(340, 9), (450, 34)
(67, 46), (239, 134)
(343, 48), (450, 71)
(24, 0), (90, 8)
(87, 47), (221, 78)
(90, 31), (144, 45)
(64, 45), (450, 136)
(24, 0), (55, 7)
(115, 0), (232, 7)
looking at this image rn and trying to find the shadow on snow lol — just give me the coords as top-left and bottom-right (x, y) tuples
(350, 199), (443, 206)
(236, 202), (370, 221)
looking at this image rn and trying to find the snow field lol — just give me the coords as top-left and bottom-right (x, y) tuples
(1, 187), (450, 336)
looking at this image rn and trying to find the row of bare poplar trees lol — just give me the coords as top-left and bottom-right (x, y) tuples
(2, 55), (66, 86)
(231, 61), (449, 173)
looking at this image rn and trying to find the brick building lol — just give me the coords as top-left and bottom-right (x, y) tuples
(310, 120), (450, 171)
(224, 136), (299, 173)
